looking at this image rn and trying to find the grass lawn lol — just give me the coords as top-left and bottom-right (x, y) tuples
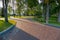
(0, 20), (16, 32)
(13, 16), (34, 18)
(33, 17), (60, 27)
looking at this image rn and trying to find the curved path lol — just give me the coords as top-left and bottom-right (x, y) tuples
(2, 27), (38, 40)
(2, 18), (60, 40)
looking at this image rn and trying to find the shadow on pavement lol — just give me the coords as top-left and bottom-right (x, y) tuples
(2, 27), (39, 40)
(11, 27), (39, 40)
(0, 36), (3, 40)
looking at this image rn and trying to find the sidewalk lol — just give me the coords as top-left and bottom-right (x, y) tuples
(16, 19), (60, 40)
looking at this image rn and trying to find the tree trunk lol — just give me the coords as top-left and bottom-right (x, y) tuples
(42, 0), (44, 18)
(42, 5), (44, 18)
(46, 3), (49, 24)
(12, 0), (15, 17)
(42, 0), (46, 22)
(13, 9), (15, 17)
(58, 10), (60, 22)
(42, 4), (46, 21)
(2, 0), (8, 22)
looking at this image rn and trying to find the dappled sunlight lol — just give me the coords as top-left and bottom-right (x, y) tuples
(9, 20), (16, 25)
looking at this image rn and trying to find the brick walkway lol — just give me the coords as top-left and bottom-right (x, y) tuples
(2, 18), (60, 40)
(16, 19), (60, 40)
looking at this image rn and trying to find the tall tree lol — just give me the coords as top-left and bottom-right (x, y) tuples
(42, 0), (55, 24)
(43, 0), (50, 24)
(2, 0), (8, 22)
(8, 5), (12, 15)
(52, 0), (60, 22)
(16, 0), (24, 16)
(26, 0), (39, 8)
(57, 0), (60, 22)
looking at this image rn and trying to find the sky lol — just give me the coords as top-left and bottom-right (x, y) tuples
(0, 1), (2, 8)
(38, 0), (42, 3)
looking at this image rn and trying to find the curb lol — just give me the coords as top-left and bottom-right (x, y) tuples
(45, 24), (60, 28)
(0, 25), (15, 35)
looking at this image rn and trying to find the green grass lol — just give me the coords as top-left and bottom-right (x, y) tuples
(49, 18), (60, 26)
(49, 16), (60, 26)
(0, 20), (16, 32)
(33, 17), (45, 24)
(33, 17), (60, 27)
(14, 16), (34, 18)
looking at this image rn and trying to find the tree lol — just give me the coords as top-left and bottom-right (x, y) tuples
(42, 0), (50, 24)
(56, 0), (60, 22)
(2, 0), (9, 22)
(8, 5), (12, 15)
(16, 0), (24, 16)
(41, 0), (56, 24)
(1, 8), (4, 17)
(51, 0), (60, 22)
(26, 0), (39, 8)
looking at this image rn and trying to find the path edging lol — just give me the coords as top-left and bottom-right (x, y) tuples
(0, 25), (15, 35)
(45, 24), (60, 28)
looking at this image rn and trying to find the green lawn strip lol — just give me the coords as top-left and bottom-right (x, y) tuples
(33, 18), (45, 24)
(33, 17), (60, 27)
(14, 16), (34, 18)
(0, 20), (16, 32)
(49, 20), (60, 27)
(0, 20), (12, 32)
(49, 17), (60, 26)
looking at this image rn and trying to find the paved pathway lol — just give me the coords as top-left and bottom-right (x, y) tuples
(2, 27), (38, 40)
(2, 18), (60, 40)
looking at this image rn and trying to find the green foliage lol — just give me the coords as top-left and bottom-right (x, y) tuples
(57, 0), (60, 4)
(0, 20), (16, 32)
(50, 1), (58, 15)
(0, 20), (12, 32)
(50, 0), (60, 15)
(26, 0), (39, 8)
(1, 8), (4, 17)
(8, 5), (12, 14)
(16, 0), (25, 16)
